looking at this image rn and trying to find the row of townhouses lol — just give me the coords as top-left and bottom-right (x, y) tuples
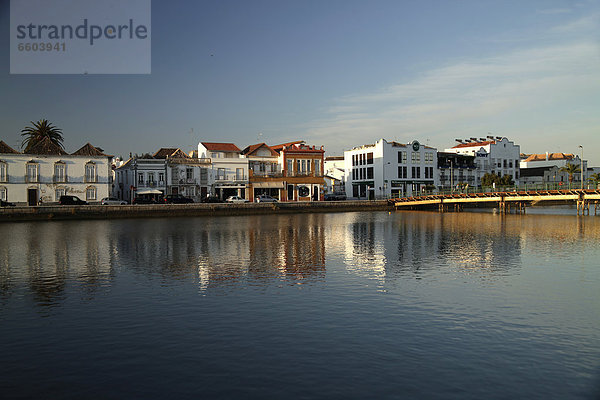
(114, 141), (325, 203)
(0, 134), (592, 205)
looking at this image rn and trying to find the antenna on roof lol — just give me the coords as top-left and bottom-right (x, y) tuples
(189, 128), (194, 152)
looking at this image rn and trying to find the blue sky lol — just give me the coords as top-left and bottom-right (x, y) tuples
(1, 0), (599, 163)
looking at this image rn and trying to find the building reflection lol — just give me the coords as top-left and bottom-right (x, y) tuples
(1, 211), (600, 306)
(0, 215), (328, 305)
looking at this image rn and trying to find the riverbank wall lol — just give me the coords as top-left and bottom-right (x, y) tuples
(0, 200), (393, 222)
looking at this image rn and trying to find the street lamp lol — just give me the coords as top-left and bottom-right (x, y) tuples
(579, 145), (584, 190)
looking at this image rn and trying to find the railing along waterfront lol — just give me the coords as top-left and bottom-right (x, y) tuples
(389, 188), (600, 215)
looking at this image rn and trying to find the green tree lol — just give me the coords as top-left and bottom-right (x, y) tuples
(559, 163), (581, 188)
(589, 173), (600, 189)
(481, 173), (500, 187)
(500, 174), (514, 186)
(20, 119), (64, 152)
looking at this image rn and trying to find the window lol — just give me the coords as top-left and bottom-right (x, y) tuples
(367, 167), (373, 179)
(85, 163), (97, 183)
(55, 188), (66, 201)
(86, 186), (97, 201)
(54, 162), (66, 182)
(301, 159), (307, 174)
(287, 159), (293, 175)
(26, 162), (39, 182)
(398, 166), (407, 178)
(366, 152), (373, 164)
(148, 172), (155, 184)
(352, 154), (356, 166)
(186, 168), (193, 180)
(411, 152), (420, 163)
(503, 160), (507, 168)
(509, 161), (513, 168)
(352, 169), (356, 180)
(236, 168), (244, 180)
(412, 166), (421, 178)
(138, 173), (144, 184)
(217, 168), (225, 180)
(0, 161), (6, 182)
(159, 172), (164, 183)
(397, 151), (407, 164)
(0, 186), (6, 201)
(297, 160), (301, 174)
(314, 160), (321, 176)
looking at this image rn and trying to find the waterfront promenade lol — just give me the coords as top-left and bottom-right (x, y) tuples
(0, 200), (393, 222)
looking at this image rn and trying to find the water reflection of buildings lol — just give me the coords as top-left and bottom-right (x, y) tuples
(0, 215), (327, 304)
(0, 221), (116, 306)
(329, 212), (529, 284)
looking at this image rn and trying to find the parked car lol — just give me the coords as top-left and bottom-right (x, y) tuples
(59, 195), (87, 205)
(225, 196), (248, 203)
(101, 197), (128, 205)
(164, 194), (194, 204)
(201, 196), (221, 203)
(0, 200), (16, 207)
(255, 195), (278, 203)
(133, 196), (159, 204)
(324, 193), (347, 201)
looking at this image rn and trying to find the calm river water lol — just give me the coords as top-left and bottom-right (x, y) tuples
(1, 211), (599, 399)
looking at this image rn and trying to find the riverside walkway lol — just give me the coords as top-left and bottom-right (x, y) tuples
(389, 189), (600, 215)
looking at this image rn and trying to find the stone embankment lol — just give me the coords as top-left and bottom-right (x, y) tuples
(0, 201), (393, 222)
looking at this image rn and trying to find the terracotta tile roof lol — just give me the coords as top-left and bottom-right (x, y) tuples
(201, 142), (241, 152)
(524, 153), (574, 162)
(452, 140), (495, 149)
(72, 143), (110, 157)
(241, 143), (278, 156)
(24, 136), (68, 155)
(0, 140), (19, 154)
(153, 148), (190, 159)
(271, 141), (305, 152)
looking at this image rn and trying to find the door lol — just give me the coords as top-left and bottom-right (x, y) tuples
(27, 188), (38, 206)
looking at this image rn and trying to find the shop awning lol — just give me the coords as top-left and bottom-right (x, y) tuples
(136, 189), (163, 195)
(252, 182), (285, 189)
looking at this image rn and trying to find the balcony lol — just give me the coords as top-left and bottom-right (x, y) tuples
(216, 174), (246, 181)
(53, 175), (67, 183)
(84, 175), (98, 183)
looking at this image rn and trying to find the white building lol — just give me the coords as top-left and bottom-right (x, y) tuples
(0, 139), (112, 205)
(344, 139), (438, 199)
(324, 156), (345, 194)
(198, 142), (248, 200)
(444, 136), (521, 186)
(115, 154), (166, 203)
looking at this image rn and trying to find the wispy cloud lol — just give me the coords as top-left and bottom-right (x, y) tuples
(304, 16), (600, 159)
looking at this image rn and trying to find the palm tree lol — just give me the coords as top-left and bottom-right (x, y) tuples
(21, 119), (64, 152)
(559, 163), (581, 189)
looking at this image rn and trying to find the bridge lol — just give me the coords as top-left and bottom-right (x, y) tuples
(389, 189), (600, 215)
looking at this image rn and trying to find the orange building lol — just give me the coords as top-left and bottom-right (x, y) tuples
(242, 141), (325, 202)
